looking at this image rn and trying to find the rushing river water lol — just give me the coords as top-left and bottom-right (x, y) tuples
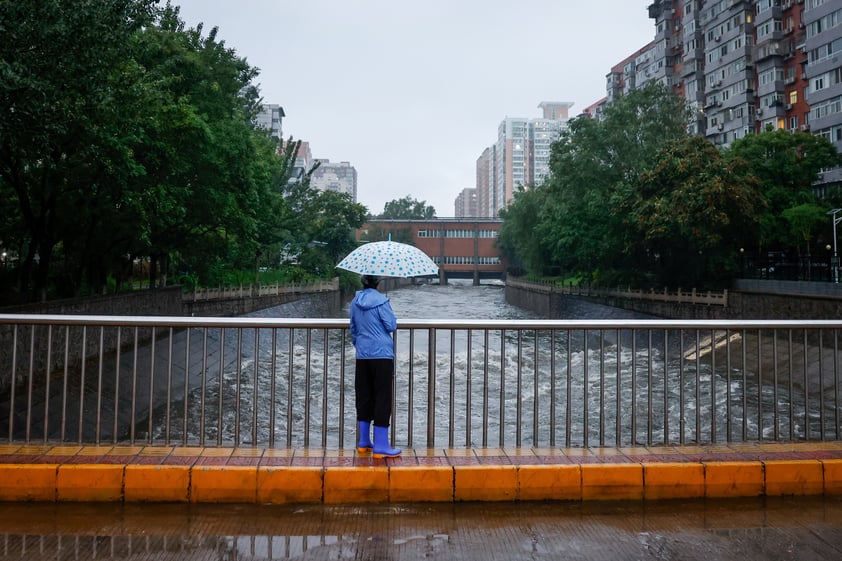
(12, 281), (833, 448)
(373, 281), (665, 448)
(142, 280), (838, 449)
(144, 280), (676, 448)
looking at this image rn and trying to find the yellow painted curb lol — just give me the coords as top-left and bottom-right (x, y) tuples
(0, 464), (57, 501)
(454, 465), (517, 501)
(324, 467), (388, 503)
(764, 460), (824, 496)
(517, 465), (581, 501)
(124, 465), (190, 502)
(644, 463), (705, 500)
(705, 461), (764, 498)
(56, 464), (124, 502)
(190, 466), (257, 503)
(821, 459), (842, 495)
(258, 467), (323, 504)
(390, 466), (453, 502)
(581, 464), (643, 501)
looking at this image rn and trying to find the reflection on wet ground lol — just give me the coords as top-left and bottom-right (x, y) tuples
(1, 497), (841, 560)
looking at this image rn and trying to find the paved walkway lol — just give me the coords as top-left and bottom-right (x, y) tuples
(0, 497), (841, 560)
(2, 442), (842, 559)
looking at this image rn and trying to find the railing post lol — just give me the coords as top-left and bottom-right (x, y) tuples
(427, 328), (436, 447)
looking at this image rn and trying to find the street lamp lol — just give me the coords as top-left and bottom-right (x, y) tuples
(828, 208), (842, 283)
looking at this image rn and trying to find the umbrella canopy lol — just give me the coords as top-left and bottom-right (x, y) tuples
(336, 240), (439, 278)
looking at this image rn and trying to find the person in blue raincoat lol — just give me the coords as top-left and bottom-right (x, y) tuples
(349, 274), (401, 458)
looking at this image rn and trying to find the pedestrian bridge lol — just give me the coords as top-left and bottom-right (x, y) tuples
(1, 314), (842, 503)
(359, 218), (505, 283)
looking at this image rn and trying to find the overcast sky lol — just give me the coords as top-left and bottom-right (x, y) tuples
(172, 1), (656, 217)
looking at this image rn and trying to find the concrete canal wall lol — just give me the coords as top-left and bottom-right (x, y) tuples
(505, 278), (842, 320)
(0, 284), (342, 394)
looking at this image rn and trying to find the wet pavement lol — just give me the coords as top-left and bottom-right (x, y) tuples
(1, 496), (841, 560)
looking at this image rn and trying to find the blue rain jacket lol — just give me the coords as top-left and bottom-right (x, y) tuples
(349, 288), (397, 359)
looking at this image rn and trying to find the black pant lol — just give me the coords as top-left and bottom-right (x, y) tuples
(355, 358), (394, 427)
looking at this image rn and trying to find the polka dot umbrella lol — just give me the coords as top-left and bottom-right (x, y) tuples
(336, 240), (438, 278)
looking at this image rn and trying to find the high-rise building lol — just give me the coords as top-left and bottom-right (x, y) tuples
(310, 160), (358, 201)
(582, 98), (608, 121)
(477, 102), (572, 217)
(805, 0), (842, 190)
(475, 1), (842, 215)
(680, 0), (705, 135)
(476, 146), (496, 217)
(699, 0), (756, 144)
(454, 188), (478, 218)
(495, 117), (529, 214)
(290, 141), (313, 183)
(532, 102), (573, 185)
(255, 104), (284, 140)
(594, 1), (842, 190)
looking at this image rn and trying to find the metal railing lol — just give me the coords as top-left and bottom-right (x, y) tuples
(1, 315), (840, 448)
(508, 278), (728, 306)
(185, 279), (338, 302)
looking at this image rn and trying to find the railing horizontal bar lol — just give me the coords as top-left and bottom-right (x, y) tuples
(2, 314), (842, 331)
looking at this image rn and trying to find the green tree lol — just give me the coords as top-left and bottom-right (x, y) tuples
(781, 203), (827, 280)
(0, 0), (368, 301)
(620, 136), (764, 286)
(246, 138), (318, 282)
(500, 83), (690, 284)
(131, 9), (266, 288)
(379, 196), (436, 219)
(725, 128), (840, 253)
(306, 190), (368, 269)
(0, 0), (158, 301)
(498, 185), (552, 276)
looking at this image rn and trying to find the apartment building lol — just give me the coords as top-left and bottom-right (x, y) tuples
(255, 104), (284, 140)
(805, 0), (842, 188)
(607, 43), (657, 107)
(474, 0), (842, 216)
(475, 103), (572, 218)
(643, 0), (840, 187)
(454, 188), (478, 218)
(495, 117), (529, 215)
(533, 102), (573, 185)
(476, 146), (495, 217)
(309, 160), (358, 201)
(702, 0), (757, 144)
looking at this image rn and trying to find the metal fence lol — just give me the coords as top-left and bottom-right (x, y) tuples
(1, 315), (840, 448)
(184, 279), (338, 302)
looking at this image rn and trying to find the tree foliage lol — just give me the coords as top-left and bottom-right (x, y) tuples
(725, 128), (840, 251)
(497, 82), (841, 288)
(620, 136), (764, 286)
(379, 196), (436, 219)
(0, 0), (368, 303)
(499, 83), (691, 285)
(0, 0), (158, 300)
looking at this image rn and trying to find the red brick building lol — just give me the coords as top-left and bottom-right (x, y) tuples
(358, 219), (506, 284)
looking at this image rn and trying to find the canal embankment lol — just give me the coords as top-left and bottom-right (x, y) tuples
(0, 281), (342, 396)
(505, 277), (842, 320)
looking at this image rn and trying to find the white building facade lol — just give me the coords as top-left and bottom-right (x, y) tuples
(310, 160), (358, 201)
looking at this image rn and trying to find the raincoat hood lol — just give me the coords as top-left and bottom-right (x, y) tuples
(349, 288), (397, 360)
(352, 288), (389, 310)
